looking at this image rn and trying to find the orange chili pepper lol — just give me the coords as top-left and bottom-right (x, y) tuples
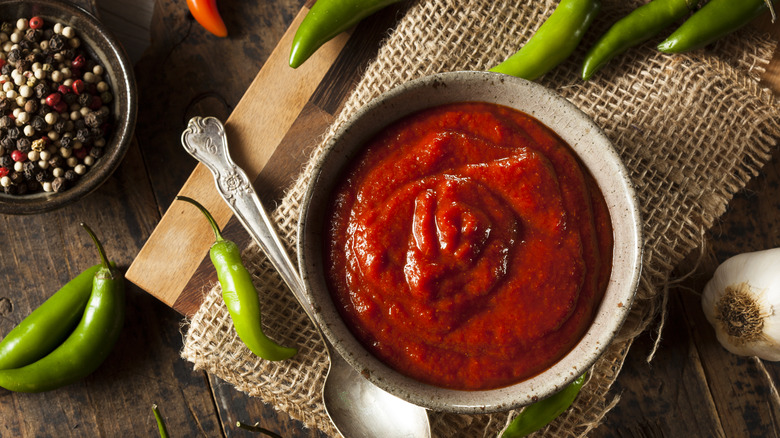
(187, 0), (228, 38)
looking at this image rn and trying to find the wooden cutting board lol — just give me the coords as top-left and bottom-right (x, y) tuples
(127, 5), (780, 318)
(126, 3), (404, 316)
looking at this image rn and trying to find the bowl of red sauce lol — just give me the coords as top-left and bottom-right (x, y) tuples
(298, 71), (642, 413)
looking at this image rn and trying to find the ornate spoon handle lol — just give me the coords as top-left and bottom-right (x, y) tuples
(180, 116), (315, 322)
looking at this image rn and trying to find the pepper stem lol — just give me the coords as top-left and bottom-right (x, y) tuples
(176, 196), (224, 242)
(80, 222), (110, 270)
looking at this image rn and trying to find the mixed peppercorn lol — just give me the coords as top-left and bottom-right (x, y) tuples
(0, 16), (114, 196)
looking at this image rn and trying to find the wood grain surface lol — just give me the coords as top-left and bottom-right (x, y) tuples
(0, 0), (779, 436)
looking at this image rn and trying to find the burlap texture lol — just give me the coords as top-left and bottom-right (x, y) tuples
(181, 1), (780, 436)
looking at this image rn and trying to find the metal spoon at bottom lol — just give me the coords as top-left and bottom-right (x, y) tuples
(181, 116), (431, 438)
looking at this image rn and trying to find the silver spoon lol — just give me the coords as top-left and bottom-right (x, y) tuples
(181, 116), (432, 438)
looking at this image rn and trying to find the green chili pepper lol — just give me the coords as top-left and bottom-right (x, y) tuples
(289, 0), (404, 69)
(152, 404), (170, 438)
(502, 373), (587, 438)
(0, 263), (104, 370)
(490, 0), (600, 81)
(0, 223), (125, 393)
(581, 0), (694, 80)
(658, 0), (775, 53)
(177, 196), (297, 361)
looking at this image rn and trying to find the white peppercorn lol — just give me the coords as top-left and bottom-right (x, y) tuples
(23, 125), (33, 137)
(0, 175), (9, 187)
(59, 147), (71, 158)
(82, 71), (95, 83)
(66, 156), (77, 167)
(73, 163), (85, 175)
(13, 161), (22, 171)
(37, 160), (48, 170)
(52, 167), (63, 177)
(83, 155), (94, 166)
(42, 181), (51, 192)
(27, 150), (39, 161)
(61, 26), (74, 38)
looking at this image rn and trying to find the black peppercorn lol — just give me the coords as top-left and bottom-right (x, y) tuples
(74, 120), (86, 131)
(0, 137), (13, 151)
(0, 63), (11, 76)
(15, 59), (30, 73)
(15, 180), (27, 195)
(89, 146), (103, 159)
(75, 128), (90, 143)
(0, 116), (11, 129)
(64, 169), (77, 182)
(16, 137), (31, 153)
(0, 22), (12, 33)
(0, 155), (11, 168)
(22, 161), (36, 180)
(48, 155), (64, 168)
(53, 121), (66, 135)
(7, 48), (20, 64)
(78, 93), (92, 107)
(34, 82), (50, 99)
(9, 171), (23, 185)
(35, 169), (50, 183)
(48, 34), (65, 51)
(84, 111), (105, 128)
(0, 98), (12, 114)
(30, 115), (45, 131)
(4, 184), (17, 195)
(52, 176), (66, 192)
(17, 40), (32, 52)
(60, 136), (73, 149)
(25, 28), (42, 42)
(6, 126), (19, 140)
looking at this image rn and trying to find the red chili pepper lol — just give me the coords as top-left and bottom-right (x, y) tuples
(186, 0), (228, 38)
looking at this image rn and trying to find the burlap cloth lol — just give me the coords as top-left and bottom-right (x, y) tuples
(181, 1), (780, 436)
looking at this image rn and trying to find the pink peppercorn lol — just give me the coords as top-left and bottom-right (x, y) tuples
(72, 79), (85, 95)
(0, 167), (8, 178)
(53, 101), (67, 113)
(71, 55), (86, 69)
(29, 16), (44, 29)
(11, 150), (25, 162)
(57, 84), (70, 95)
(45, 92), (61, 107)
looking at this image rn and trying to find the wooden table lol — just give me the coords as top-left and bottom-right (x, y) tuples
(1, 0), (779, 436)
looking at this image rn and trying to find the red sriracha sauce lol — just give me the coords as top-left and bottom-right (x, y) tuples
(324, 102), (613, 390)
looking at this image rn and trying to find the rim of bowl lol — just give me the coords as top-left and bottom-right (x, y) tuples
(0, 0), (137, 214)
(298, 71), (643, 413)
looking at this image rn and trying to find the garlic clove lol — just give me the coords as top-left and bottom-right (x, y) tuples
(702, 248), (780, 361)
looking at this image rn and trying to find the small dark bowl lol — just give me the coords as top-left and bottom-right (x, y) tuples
(0, 0), (137, 214)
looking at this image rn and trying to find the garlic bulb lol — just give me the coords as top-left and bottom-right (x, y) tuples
(702, 247), (780, 361)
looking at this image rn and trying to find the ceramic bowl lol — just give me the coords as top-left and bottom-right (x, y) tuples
(298, 71), (642, 413)
(0, 0), (137, 214)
